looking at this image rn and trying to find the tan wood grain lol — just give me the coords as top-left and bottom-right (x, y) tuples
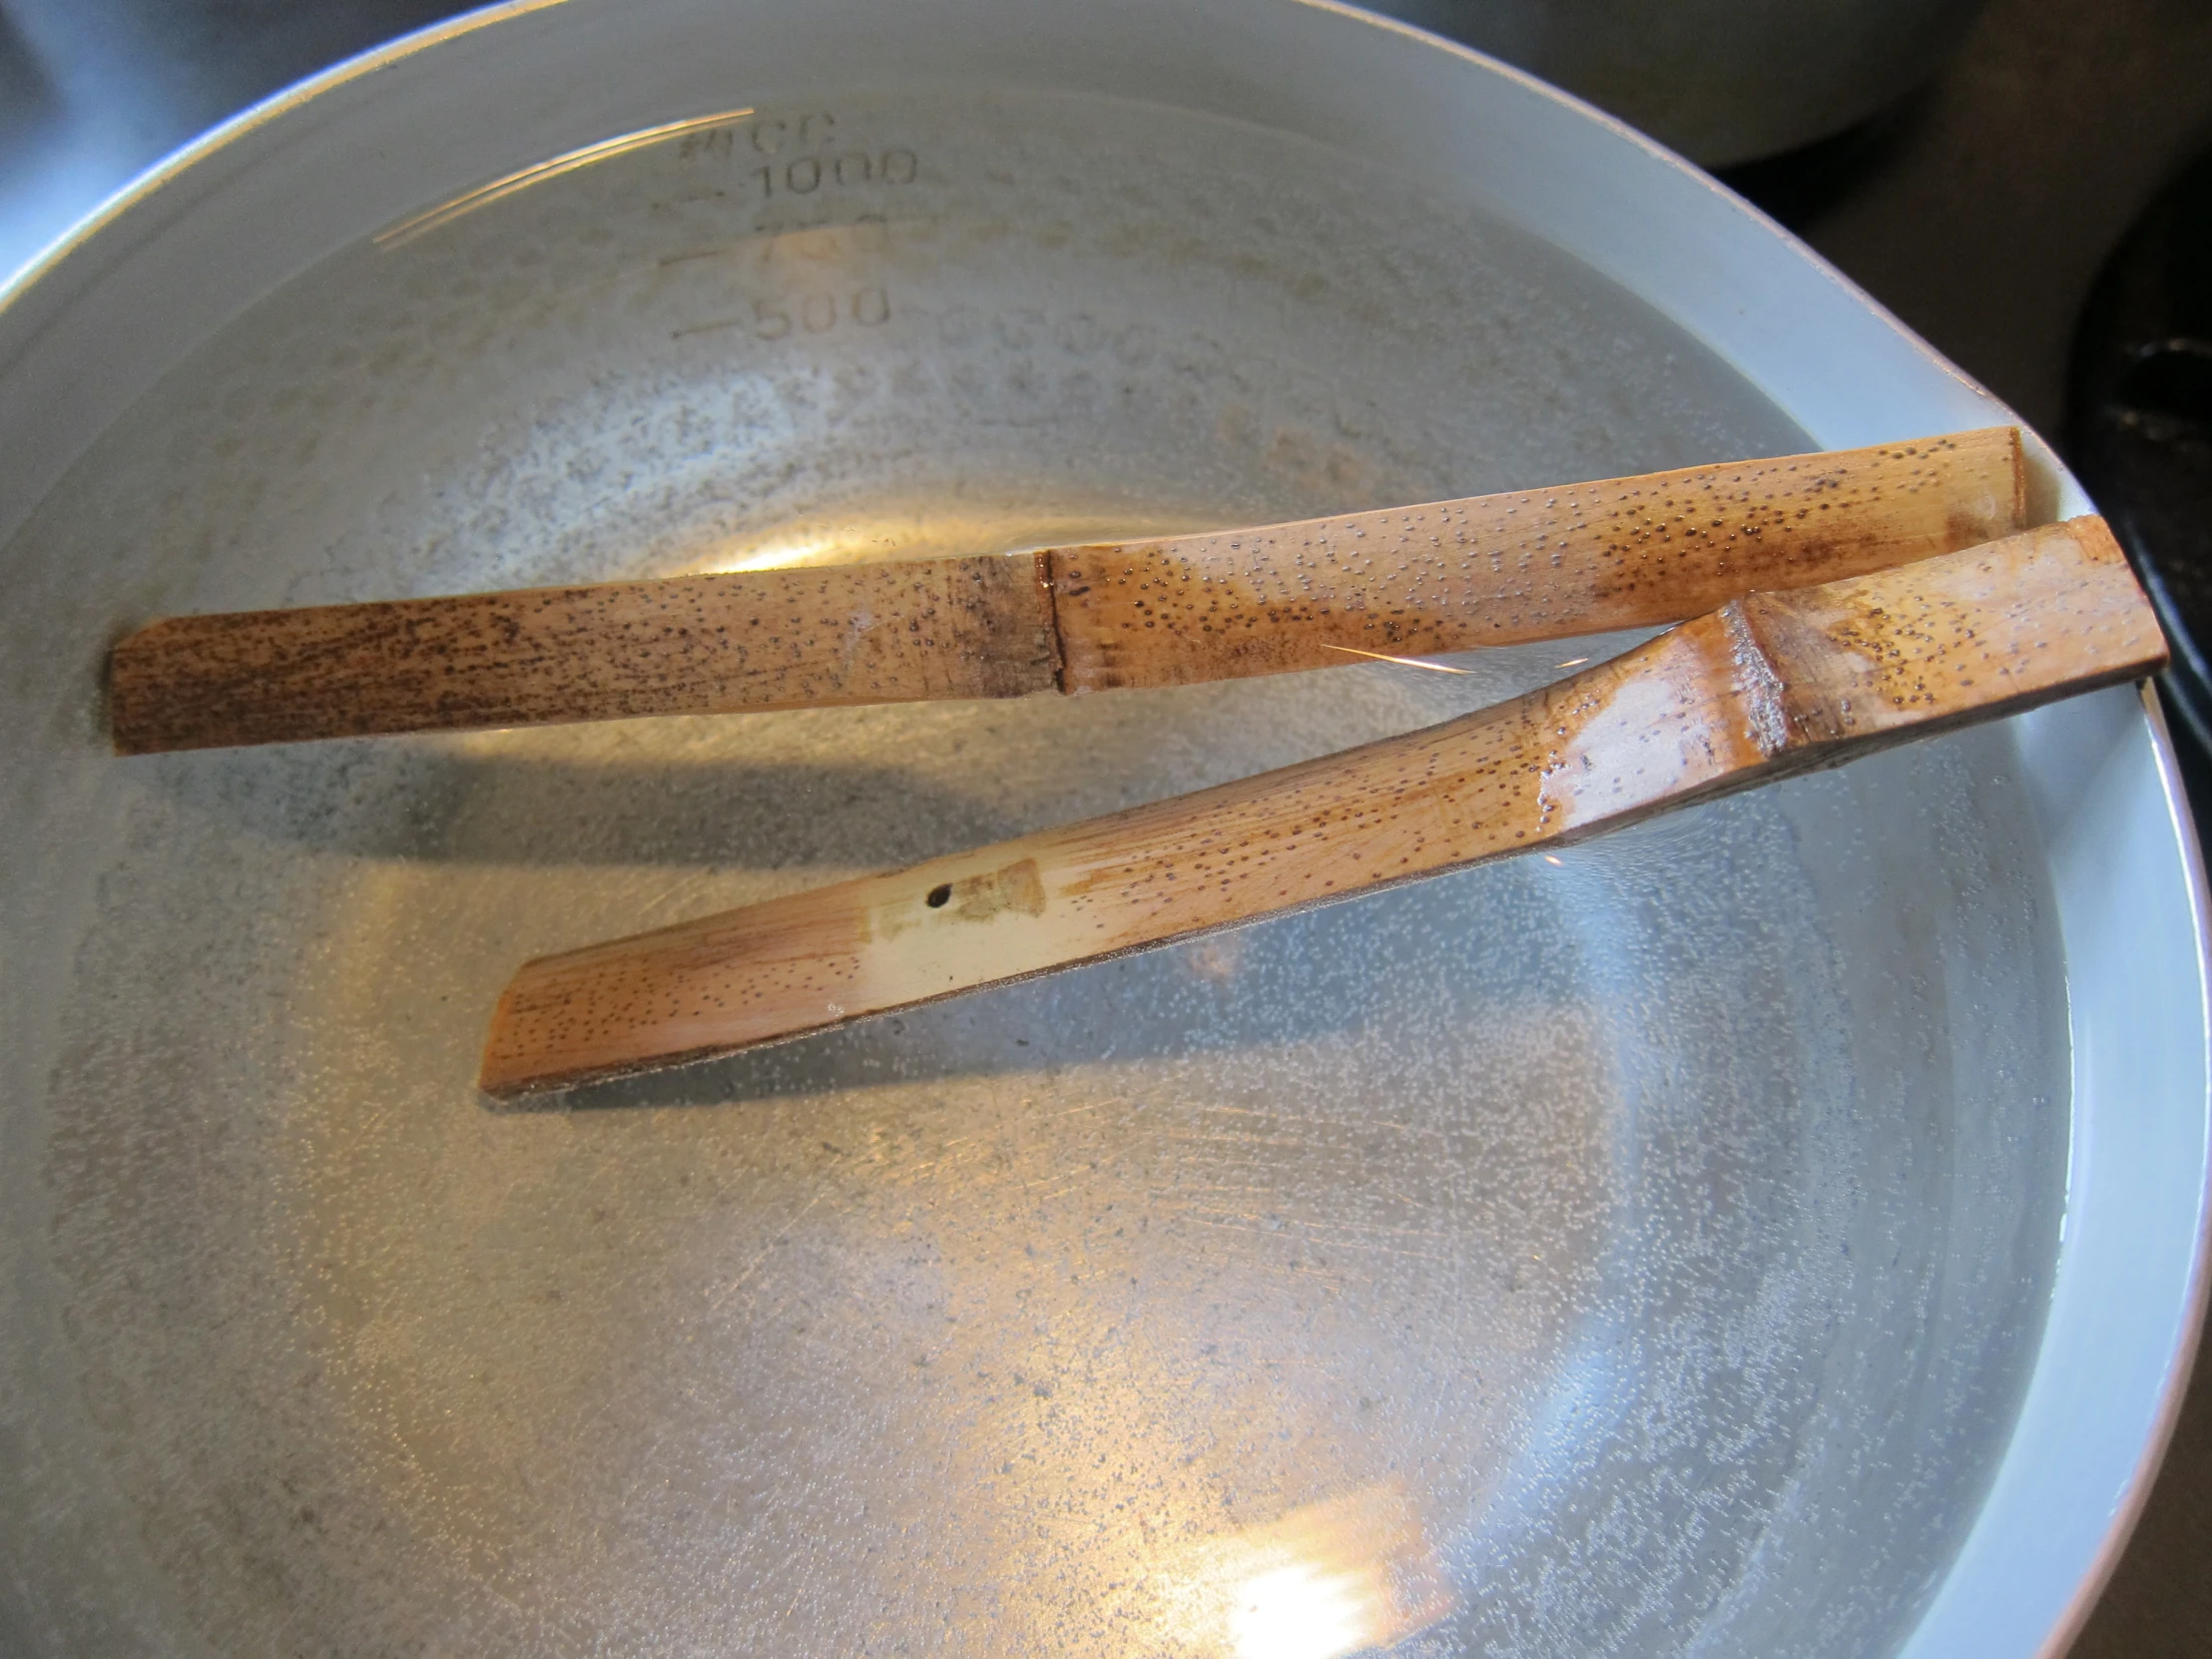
(477, 513), (2160, 1099)
(1048, 426), (2025, 690)
(108, 552), (1061, 753)
(111, 429), (2022, 754)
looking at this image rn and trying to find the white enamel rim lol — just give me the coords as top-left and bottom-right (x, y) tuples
(0, 3), (2204, 1654)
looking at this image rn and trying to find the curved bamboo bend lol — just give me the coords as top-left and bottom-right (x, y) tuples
(478, 515), (2163, 1099)
(109, 429), (2024, 753)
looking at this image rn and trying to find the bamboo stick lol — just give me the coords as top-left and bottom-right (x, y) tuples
(111, 429), (2022, 753)
(477, 514), (2160, 1099)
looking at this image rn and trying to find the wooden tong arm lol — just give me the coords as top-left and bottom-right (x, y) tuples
(110, 429), (2023, 753)
(477, 514), (2162, 1098)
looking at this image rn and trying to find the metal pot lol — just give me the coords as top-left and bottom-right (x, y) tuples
(0, 2), (2202, 1654)
(1359, 0), (1993, 165)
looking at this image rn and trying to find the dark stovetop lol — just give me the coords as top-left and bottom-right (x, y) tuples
(2, 0), (2208, 1650)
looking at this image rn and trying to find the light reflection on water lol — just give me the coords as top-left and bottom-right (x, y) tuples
(683, 502), (1219, 573)
(1151, 1481), (1454, 1659)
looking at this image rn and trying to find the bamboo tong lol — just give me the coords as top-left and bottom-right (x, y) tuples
(476, 515), (2164, 1096)
(103, 427), (2169, 1099)
(110, 430), (2023, 753)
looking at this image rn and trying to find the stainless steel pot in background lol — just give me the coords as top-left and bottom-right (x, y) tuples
(1362, 0), (1992, 164)
(0, 0), (467, 277)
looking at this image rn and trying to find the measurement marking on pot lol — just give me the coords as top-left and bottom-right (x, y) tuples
(753, 148), (919, 199)
(672, 287), (894, 340)
(749, 112), (837, 154)
(675, 112), (836, 162)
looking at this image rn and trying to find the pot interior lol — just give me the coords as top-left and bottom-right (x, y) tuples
(2, 87), (2067, 1657)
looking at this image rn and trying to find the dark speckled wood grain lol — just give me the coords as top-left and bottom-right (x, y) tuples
(105, 430), (2022, 752)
